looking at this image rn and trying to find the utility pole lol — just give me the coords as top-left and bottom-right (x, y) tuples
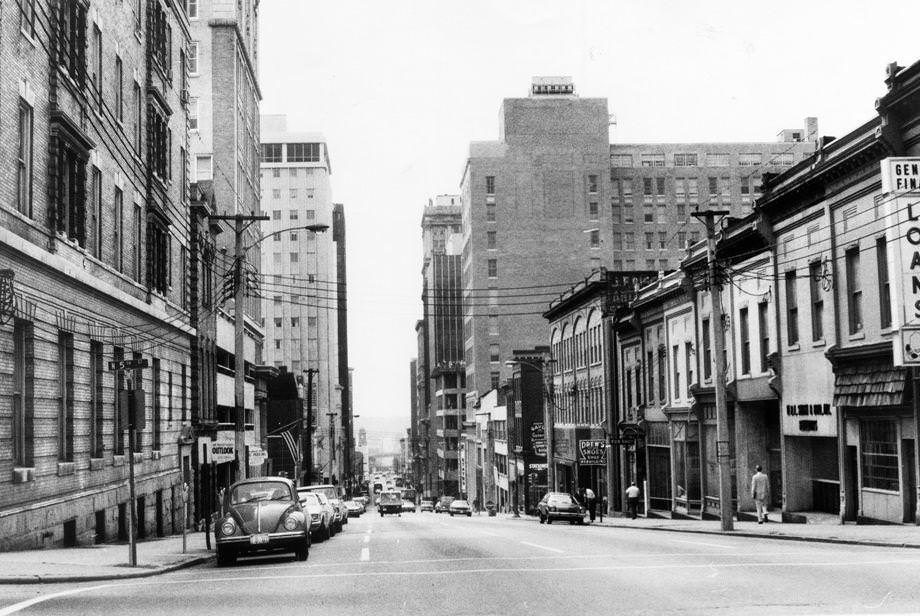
(692, 208), (734, 532)
(210, 214), (269, 482)
(303, 368), (318, 485)
(545, 374), (557, 492)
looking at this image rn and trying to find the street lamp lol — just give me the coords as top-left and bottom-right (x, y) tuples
(209, 214), (329, 482)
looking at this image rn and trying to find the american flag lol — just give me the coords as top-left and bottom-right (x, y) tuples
(281, 429), (299, 461)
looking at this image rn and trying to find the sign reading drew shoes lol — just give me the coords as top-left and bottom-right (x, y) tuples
(212, 430), (236, 464)
(578, 439), (607, 465)
(882, 157), (920, 366)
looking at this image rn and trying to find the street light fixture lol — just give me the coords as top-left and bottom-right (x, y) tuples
(209, 214), (329, 482)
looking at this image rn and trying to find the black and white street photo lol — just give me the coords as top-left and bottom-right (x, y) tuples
(1, 1), (920, 614)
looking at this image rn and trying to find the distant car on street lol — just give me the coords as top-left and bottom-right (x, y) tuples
(434, 496), (455, 513)
(420, 499), (434, 512)
(537, 492), (586, 525)
(448, 500), (472, 517)
(301, 484), (347, 531)
(215, 477), (310, 566)
(377, 491), (403, 516)
(297, 490), (335, 541)
(401, 499), (417, 513)
(344, 500), (364, 518)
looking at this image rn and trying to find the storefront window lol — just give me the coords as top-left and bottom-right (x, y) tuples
(860, 420), (899, 491)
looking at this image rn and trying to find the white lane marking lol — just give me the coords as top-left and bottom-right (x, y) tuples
(520, 541), (564, 554)
(672, 539), (734, 549)
(360, 547), (370, 562)
(478, 530), (500, 537)
(7, 554), (920, 615)
(363, 535), (370, 544)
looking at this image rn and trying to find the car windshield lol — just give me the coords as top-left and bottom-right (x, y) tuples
(452, 500), (468, 507)
(547, 495), (574, 505)
(299, 492), (320, 505)
(231, 482), (291, 504)
(305, 486), (339, 500)
(379, 493), (400, 503)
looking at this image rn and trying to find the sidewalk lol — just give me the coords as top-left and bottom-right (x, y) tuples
(502, 512), (920, 549)
(0, 531), (212, 584)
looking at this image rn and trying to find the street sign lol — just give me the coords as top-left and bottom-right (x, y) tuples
(578, 439), (608, 465)
(249, 447), (267, 466)
(108, 358), (149, 371)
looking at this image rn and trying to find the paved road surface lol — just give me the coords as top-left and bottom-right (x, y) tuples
(3, 512), (920, 615)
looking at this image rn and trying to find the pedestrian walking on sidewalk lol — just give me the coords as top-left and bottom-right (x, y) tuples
(751, 465), (769, 524)
(585, 487), (596, 522)
(625, 482), (640, 519)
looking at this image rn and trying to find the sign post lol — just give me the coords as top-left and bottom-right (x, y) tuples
(110, 361), (147, 567)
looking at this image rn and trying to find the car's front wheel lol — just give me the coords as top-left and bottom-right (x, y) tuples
(295, 541), (309, 562)
(466, 512), (472, 517)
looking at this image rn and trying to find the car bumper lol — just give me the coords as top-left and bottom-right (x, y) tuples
(547, 511), (584, 520)
(216, 531), (307, 554)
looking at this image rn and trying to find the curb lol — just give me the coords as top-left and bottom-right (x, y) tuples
(499, 513), (920, 550)
(0, 553), (213, 585)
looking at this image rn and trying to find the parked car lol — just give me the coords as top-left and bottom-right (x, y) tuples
(420, 499), (434, 512)
(344, 500), (364, 518)
(448, 500), (472, 517)
(301, 484), (347, 532)
(401, 499), (417, 513)
(377, 491), (403, 516)
(537, 492), (586, 525)
(215, 477), (310, 566)
(297, 489), (336, 541)
(434, 496), (455, 513)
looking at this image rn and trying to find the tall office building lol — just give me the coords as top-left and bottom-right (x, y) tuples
(419, 196), (465, 497)
(259, 115), (342, 484)
(186, 0), (263, 510)
(460, 77), (818, 416)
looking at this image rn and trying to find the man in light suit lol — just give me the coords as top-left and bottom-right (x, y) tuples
(751, 465), (769, 524)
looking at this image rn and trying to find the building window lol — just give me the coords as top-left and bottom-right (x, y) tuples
(262, 143), (282, 162)
(148, 107), (170, 180)
(640, 153), (665, 167)
(740, 176), (750, 196)
(785, 271), (799, 345)
(113, 187), (124, 271)
(685, 341), (694, 397)
(149, 2), (172, 78)
(702, 318), (712, 381)
(589, 230), (600, 248)
(90, 340), (104, 458)
(52, 130), (88, 247)
(739, 307), (750, 375)
(487, 259), (497, 278)
(305, 209), (315, 219)
(188, 97), (199, 131)
(290, 210), (298, 220)
(186, 0), (198, 18)
(487, 231), (496, 249)
(588, 201), (599, 219)
(587, 174), (598, 194)
(490, 372), (500, 391)
(20, 0), (35, 37)
(115, 56), (124, 122)
(646, 350), (655, 402)
(133, 204), (143, 282)
(860, 420), (899, 491)
(485, 175), (495, 195)
(489, 344), (500, 363)
(877, 237), (892, 329)
(90, 23), (101, 93)
(195, 155), (212, 181)
(673, 153), (698, 167)
(290, 252), (299, 263)
(287, 143), (321, 163)
(658, 232), (667, 249)
(739, 153), (763, 166)
(672, 345), (680, 400)
(809, 261), (824, 341)
(188, 42), (199, 74)
(58, 0), (87, 87)
(12, 319), (34, 467)
(610, 154), (632, 167)
(657, 347), (666, 401)
(290, 188), (298, 199)
(17, 98), (33, 217)
(845, 247), (862, 335)
(90, 166), (102, 259)
(645, 232), (654, 250)
(758, 302), (769, 373)
(488, 315), (499, 336)
(58, 331), (75, 462)
(147, 218), (169, 294)
(271, 189), (281, 199)
(624, 232), (635, 250)
(134, 83), (143, 151)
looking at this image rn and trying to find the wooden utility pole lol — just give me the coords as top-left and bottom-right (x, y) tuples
(692, 208), (734, 532)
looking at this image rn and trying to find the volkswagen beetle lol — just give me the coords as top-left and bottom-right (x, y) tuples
(215, 477), (310, 565)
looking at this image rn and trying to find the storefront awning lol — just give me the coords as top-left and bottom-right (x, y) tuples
(832, 360), (908, 408)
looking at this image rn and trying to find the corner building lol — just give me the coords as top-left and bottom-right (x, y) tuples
(0, 0), (192, 549)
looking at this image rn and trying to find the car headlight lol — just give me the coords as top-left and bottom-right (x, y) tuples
(283, 516), (299, 531)
(220, 520), (236, 536)
(311, 513), (320, 520)
(550, 506), (557, 512)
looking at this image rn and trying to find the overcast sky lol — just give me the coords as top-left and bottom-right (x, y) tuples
(258, 0), (919, 446)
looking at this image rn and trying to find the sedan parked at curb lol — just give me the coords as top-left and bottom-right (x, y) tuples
(297, 489), (335, 541)
(537, 492), (586, 525)
(215, 477), (310, 566)
(420, 499), (434, 512)
(345, 500), (364, 518)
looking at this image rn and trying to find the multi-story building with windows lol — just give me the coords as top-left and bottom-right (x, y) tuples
(0, 0), (191, 549)
(186, 0), (263, 518)
(259, 115), (343, 485)
(418, 196), (465, 497)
